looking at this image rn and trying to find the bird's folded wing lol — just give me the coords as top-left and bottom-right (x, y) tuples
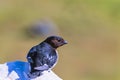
(34, 64), (49, 70)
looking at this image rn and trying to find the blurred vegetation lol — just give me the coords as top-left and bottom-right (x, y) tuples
(0, 0), (120, 80)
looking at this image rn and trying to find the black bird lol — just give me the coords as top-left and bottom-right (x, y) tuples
(27, 36), (67, 78)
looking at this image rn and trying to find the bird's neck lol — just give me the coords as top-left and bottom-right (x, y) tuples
(43, 42), (57, 49)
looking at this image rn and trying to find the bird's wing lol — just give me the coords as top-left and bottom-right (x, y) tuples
(41, 50), (58, 69)
(27, 45), (50, 70)
(27, 43), (57, 71)
(27, 46), (37, 63)
(33, 46), (51, 70)
(34, 47), (57, 70)
(34, 64), (49, 70)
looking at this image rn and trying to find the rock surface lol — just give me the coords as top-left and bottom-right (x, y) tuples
(0, 61), (62, 80)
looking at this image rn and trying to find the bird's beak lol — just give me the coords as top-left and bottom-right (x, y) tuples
(64, 40), (68, 44)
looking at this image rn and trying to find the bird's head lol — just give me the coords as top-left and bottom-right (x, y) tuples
(44, 36), (67, 48)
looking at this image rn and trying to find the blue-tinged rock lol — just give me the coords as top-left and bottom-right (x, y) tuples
(0, 61), (62, 80)
(7, 61), (30, 80)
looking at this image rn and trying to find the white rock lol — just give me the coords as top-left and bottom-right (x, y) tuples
(0, 61), (62, 80)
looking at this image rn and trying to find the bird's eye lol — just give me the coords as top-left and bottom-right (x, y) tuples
(57, 39), (61, 42)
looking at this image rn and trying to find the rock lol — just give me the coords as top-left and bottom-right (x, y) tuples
(0, 61), (62, 80)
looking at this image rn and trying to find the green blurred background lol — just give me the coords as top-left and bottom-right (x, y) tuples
(0, 0), (120, 80)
